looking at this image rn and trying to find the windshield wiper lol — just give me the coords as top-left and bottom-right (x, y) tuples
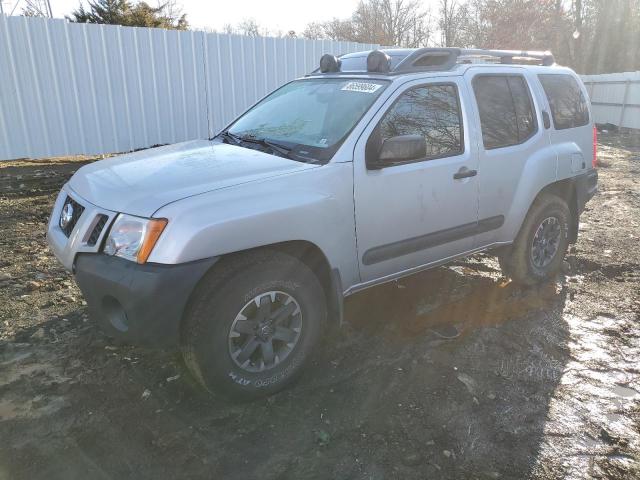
(224, 132), (296, 159)
(218, 130), (243, 145)
(239, 136), (294, 158)
(218, 131), (320, 163)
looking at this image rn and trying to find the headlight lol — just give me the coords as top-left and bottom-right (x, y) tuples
(103, 214), (168, 264)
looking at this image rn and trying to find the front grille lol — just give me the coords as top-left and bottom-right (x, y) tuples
(87, 214), (108, 246)
(59, 196), (85, 237)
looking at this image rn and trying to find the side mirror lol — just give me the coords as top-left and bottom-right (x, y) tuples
(368, 135), (426, 169)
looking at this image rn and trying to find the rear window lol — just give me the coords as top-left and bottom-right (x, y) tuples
(538, 74), (590, 130)
(473, 75), (537, 150)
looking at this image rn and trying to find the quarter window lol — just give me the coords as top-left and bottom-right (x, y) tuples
(473, 75), (538, 149)
(538, 74), (590, 130)
(377, 84), (463, 160)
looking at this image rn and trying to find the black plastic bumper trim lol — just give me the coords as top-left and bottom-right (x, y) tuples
(74, 254), (218, 347)
(574, 168), (598, 214)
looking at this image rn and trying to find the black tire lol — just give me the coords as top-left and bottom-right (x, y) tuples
(181, 249), (326, 399)
(499, 193), (571, 286)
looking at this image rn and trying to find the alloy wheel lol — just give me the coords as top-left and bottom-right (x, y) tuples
(228, 291), (302, 372)
(530, 216), (561, 269)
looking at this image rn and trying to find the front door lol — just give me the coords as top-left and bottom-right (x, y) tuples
(353, 77), (479, 283)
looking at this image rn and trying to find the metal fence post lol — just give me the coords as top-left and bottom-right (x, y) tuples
(618, 79), (630, 128)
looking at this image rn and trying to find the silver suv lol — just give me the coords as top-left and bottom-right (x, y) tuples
(48, 48), (598, 398)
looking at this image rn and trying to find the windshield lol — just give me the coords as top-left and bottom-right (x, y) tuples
(225, 78), (388, 163)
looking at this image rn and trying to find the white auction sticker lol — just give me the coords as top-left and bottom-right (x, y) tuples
(341, 81), (382, 93)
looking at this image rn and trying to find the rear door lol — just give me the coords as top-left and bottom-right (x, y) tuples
(353, 77), (479, 283)
(537, 72), (593, 178)
(464, 68), (550, 247)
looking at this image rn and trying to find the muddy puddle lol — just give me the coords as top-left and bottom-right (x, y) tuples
(347, 259), (563, 340)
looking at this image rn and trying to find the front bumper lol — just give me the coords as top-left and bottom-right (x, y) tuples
(74, 254), (218, 347)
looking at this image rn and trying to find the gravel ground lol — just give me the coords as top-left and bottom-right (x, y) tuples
(0, 133), (639, 479)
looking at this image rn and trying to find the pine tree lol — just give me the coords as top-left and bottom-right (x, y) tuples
(68, 0), (188, 30)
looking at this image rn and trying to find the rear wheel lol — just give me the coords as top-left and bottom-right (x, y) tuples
(499, 193), (571, 285)
(181, 250), (326, 398)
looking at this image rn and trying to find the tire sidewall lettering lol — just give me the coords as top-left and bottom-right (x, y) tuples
(226, 355), (299, 388)
(243, 280), (300, 304)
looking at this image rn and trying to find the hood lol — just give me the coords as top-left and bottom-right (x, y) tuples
(69, 140), (319, 217)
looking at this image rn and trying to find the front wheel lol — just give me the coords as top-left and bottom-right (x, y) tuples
(499, 193), (571, 285)
(181, 250), (326, 399)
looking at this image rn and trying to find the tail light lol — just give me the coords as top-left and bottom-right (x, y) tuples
(592, 125), (598, 168)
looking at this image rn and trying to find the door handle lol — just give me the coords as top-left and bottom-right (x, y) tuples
(453, 167), (477, 180)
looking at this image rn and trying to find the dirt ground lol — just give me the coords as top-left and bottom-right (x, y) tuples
(1, 133), (639, 480)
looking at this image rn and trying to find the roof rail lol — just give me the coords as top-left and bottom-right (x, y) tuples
(392, 48), (555, 71)
(457, 49), (555, 66)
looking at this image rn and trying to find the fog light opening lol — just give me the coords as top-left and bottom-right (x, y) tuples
(102, 296), (129, 332)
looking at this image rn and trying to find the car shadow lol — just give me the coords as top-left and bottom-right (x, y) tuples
(140, 255), (572, 479)
(2, 239), (571, 479)
(293, 256), (571, 478)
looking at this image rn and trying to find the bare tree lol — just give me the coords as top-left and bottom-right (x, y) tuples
(438, 0), (461, 47)
(303, 0), (431, 47)
(22, 0), (52, 17)
(321, 18), (358, 41)
(236, 18), (263, 37)
(303, 0), (639, 73)
(221, 23), (235, 34)
(302, 22), (327, 39)
(376, 0), (431, 46)
(156, 0), (186, 28)
(580, 0), (640, 74)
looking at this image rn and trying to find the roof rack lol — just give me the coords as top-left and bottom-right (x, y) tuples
(310, 47), (555, 76)
(457, 48), (555, 66)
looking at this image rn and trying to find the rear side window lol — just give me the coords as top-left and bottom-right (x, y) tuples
(538, 74), (589, 130)
(473, 75), (538, 149)
(378, 83), (463, 160)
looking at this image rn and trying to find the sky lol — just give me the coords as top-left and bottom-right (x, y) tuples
(41, 0), (366, 34)
(0, 0), (442, 34)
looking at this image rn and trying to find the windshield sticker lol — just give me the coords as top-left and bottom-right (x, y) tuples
(341, 82), (382, 94)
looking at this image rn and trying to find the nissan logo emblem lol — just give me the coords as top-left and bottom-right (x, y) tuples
(60, 202), (74, 229)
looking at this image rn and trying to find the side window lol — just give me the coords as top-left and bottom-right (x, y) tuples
(538, 74), (590, 130)
(377, 84), (463, 160)
(473, 75), (538, 149)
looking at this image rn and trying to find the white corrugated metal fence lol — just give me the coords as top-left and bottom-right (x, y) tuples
(582, 71), (640, 130)
(0, 15), (378, 160)
(2, 15), (637, 160)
